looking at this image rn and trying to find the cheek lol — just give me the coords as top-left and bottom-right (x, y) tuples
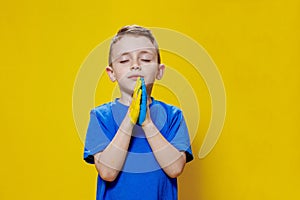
(144, 66), (157, 84)
(144, 71), (157, 85)
(115, 68), (129, 80)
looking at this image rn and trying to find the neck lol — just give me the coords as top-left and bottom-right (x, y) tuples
(118, 92), (132, 106)
(118, 89), (153, 106)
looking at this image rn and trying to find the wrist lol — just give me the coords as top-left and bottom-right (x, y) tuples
(120, 113), (135, 135)
(142, 122), (159, 138)
(141, 117), (151, 127)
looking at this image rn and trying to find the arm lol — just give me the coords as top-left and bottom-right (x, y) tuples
(93, 78), (142, 182)
(94, 113), (133, 182)
(142, 111), (187, 178)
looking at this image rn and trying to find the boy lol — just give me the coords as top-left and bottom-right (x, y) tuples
(83, 25), (193, 200)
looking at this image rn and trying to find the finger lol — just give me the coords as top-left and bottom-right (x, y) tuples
(129, 78), (142, 124)
(138, 78), (147, 125)
(141, 78), (147, 105)
(129, 88), (142, 124)
(132, 77), (142, 97)
(137, 88), (142, 102)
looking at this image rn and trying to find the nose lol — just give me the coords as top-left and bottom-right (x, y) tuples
(130, 64), (141, 71)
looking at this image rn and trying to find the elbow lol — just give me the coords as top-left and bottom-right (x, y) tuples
(165, 162), (185, 178)
(98, 169), (119, 182)
(94, 154), (119, 182)
(167, 166), (184, 178)
(165, 153), (186, 178)
(95, 162), (119, 182)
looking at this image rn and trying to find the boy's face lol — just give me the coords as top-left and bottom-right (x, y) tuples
(106, 35), (164, 95)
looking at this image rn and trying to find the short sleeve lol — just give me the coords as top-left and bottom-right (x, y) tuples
(83, 109), (113, 164)
(166, 108), (194, 163)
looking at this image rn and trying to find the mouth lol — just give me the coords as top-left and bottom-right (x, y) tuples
(128, 75), (144, 80)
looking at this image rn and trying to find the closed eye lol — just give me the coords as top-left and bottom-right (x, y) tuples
(141, 59), (151, 62)
(120, 60), (129, 64)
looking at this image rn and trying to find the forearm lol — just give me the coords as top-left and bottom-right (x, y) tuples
(94, 113), (133, 181)
(143, 122), (186, 178)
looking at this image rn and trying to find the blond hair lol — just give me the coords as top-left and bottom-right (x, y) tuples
(108, 25), (161, 66)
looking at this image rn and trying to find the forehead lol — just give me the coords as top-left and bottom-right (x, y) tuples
(111, 35), (156, 58)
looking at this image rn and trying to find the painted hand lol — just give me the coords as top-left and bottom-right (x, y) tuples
(129, 77), (142, 124)
(138, 78), (147, 125)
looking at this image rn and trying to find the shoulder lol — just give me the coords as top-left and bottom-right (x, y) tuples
(152, 99), (182, 114)
(151, 99), (187, 140)
(151, 99), (183, 118)
(90, 102), (114, 118)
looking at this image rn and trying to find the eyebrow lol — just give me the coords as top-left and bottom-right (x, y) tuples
(111, 49), (156, 64)
(119, 52), (130, 56)
(119, 49), (155, 57)
(139, 50), (155, 55)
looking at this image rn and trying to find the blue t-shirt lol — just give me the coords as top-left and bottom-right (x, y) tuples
(84, 98), (193, 200)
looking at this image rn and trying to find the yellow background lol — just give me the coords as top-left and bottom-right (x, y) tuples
(1, 0), (299, 199)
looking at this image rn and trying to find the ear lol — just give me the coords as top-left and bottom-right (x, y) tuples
(106, 66), (116, 82)
(156, 64), (165, 80)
